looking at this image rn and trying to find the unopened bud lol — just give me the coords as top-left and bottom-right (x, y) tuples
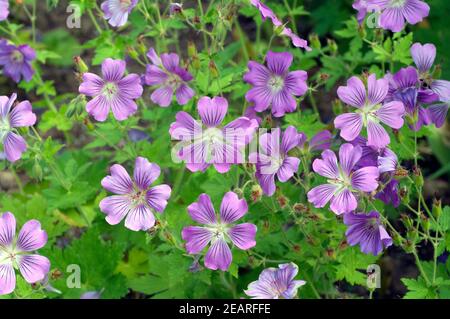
(293, 203), (309, 214)
(309, 33), (321, 50)
(251, 184), (262, 202)
(327, 39), (338, 55)
(413, 167), (424, 188)
(432, 199), (442, 219)
(394, 167), (409, 178)
(127, 47), (139, 60)
(277, 195), (288, 208)
(187, 41), (198, 58)
(169, 3), (183, 16)
(73, 56), (88, 74)
(32, 160), (43, 182)
(208, 60), (219, 78)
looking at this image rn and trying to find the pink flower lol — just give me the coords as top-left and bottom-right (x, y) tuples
(0, 212), (50, 295)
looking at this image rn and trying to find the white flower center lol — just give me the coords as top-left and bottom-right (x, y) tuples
(268, 76), (284, 93)
(102, 82), (118, 100)
(207, 223), (229, 242)
(390, 0), (406, 8)
(120, 0), (132, 10)
(10, 50), (24, 63)
(202, 127), (224, 156)
(0, 245), (20, 268)
(0, 117), (11, 143)
(327, 167), (353, 193)
(357, 102), (382, 127)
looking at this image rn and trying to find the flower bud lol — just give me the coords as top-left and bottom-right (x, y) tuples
(293, 203), (309, 214)
(277, 195), (288, 208)
(32, 160), (43, 182)
(327, 39), (338, 55)
(401, 213), (413, 230)
(126, 46), (139, 61)
(399, 186), (409, 204)
(250, 184), (262, 202)
(169, 3), (183, 16)
(404, 240), (415, 253)
(432, 199), (442, 219)
(309, 33), (321, 50)
(325, 248), (336, 259)
(73, 56), (88, 74)
(413, 167), (424, 188)
(234, 187), (244, 198)
(208, 60), (219, 78)
(421, 215), (430, 233)
(394, 167), (409, 178)
(187, 41), (198, 58)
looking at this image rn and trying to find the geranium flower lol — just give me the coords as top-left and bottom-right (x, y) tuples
(169, 96), (258, 173)
(385, 66), (438, 130)
(244, 263), (306, 299)
(410, 43), (450, 127)
(250, 0), (311, 50)
(79, 58), (143, 122)
(249, 126), (303, 196)
(335, 74), (405, 148)
(344, 211), (393, 256)
(0, 0), (9, 21)
(351, 137), (400, 207)
(365, 0), (429, 32)
(0, 93), (36, 162)
(0, 212), (50, 295)
(244, 51), (308, 117)
(144, 48), (194, 107)
(182, 192), (257, 271)
(0, 40), (35, 83)
(353, 0), (369, 24)
(307, 143), (379, 215)
(101, 0), (138, 27)
(100, 157), (171, 231)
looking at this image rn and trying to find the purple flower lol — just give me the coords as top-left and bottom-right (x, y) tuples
(0, 40), (35, 83)
(99, 157), (172, 231)
(307, 143), (379, 215)
(351, 137), (400, 207)
(353, 0), (369, 24)
(298, 130), (333, 153)
(0, 0), (9, 21)
(344, 211), (393, 256)
(366, 0), (429, 32)
(101, 0), (138, 27)
(244, 51), (308, 117)
(249, 126), (303, 196)
(244, 263), (306, 299)
(182, 192), (257, 271)
(79, 58), (143, 122)
(169, 96), (258, 173)
(250, 0), (311, 50)
(385, 66), (439, 130)
(169, 3), (183, 15)
(411, 43), (450, 127)
(144, 48), (194, 107)
(0, 93), (36, 162)
(335, 74), (405, 149)
(0, 212), (50, 295)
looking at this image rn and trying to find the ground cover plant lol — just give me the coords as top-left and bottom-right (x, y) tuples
(0, 0), (450, 299)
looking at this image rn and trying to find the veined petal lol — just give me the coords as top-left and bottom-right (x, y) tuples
(151, 86), (174, 107)
(3, 132), (27, 163)
(368, 74), (389, 105)
(411, 42), (436, 73)
(16, 220), (47, 252)
(351, 166), (379, 192)
(18, 254), (50, 284)
(188, 194), (217, 225)
(220, 192), (248, 224)
(367, 120), (390, 149)
(334, 113), (363, 142)
(307, 184), (338, 208)
(124, 205), (156, 231)
(277, 157), (300, 182)
(339, 143), (362, 176)
(146, 184), (171, 213)
(379, 7), (405, 32)
(198, 96), (228, 127)
(9, 101), (36, 128)
(86, 95), (110, 122)
(182, 226), (213, 254)
(312, 149), (339, 179)
(117, 74), (143, 99)
(204, 239), (232, 271)
(266, 51), (293, 75)
(0, 263), (15, 295)
(79, 72), (104, 96)
(330, 188), (357, 215)
(337, 76), (366, 107)
(133, 157), (161, 190)
(228, 223), (257, 250)
(99, 195), (131, 225)
(101, 58), (126, 82)
(101, 164), (133, 195)
(0, 212), (16, 247)
(243, 61), (271, 86)
(376, 101), (405, 129)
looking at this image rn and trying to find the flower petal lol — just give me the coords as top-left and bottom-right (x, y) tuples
(18, 254), (50, 284)
(198, 96), (228, 127)
(110, 96), (138, 121)
(188, 194), (217, 225)
(79, 72), (104, 96)
(367, 120), (390, 149)
(266, 51), (293, 75)
(86, 95), (110, 122)
(245, 86), (273, 112)
(101, 58), (126, 82)
(277, 157), (300, 182)
(0, 212), (16, 247)
(402, 0), (429, 25)
(411, 43), (436, 73)
(124, 205), (156, 231)
(0, 264), (15, 295)
(182, 226), (213, 254)
(3, 132), (27, 162)
(16, 220), (47, 252)
(144, 65), (167, 86)
(169, 111), (202, 141)
(220, 191), (248, 224)
(228, 223), (257, 250)
(281, 126), (302, 154)
(101, 164), (133, 195)
(255, 172), (276, 196)
(117, 74), (143, 99)
(9, 101), (36, 128)
(330, 188), (357, 215)
(379, 7), (405, 32)
(99, 195), (131, 225)
(337, 76), (366, 107)
(351, 166), (379, 192)
(146, 184), (171, 212)
(272, 90), (297, 117)
(334, 113), (363, 142)
(151, 86), (174, 107)
(307, 184), (338, 208)
(284, 70), (308, 96)
(368, 74), (388, 105)
(243, 61), (271, 86)
(312, 149), (339, 179)
(133, 157), (160, 190)
(339, 143), (362, 176)
(428, 103), (449, 128)
(175, 84), (195, 105)
(376, 101), (405, 129)
(204, 239), (232, 271)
